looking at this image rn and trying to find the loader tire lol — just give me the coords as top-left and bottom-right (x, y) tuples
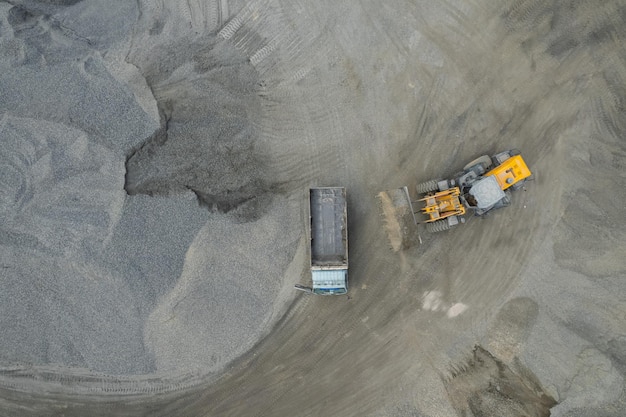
(416, 179), (439, 194)
(463, 155), (492, 171)
(426, 219), (450, 233)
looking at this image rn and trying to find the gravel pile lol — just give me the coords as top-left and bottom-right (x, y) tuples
(0, 0), (299, 377)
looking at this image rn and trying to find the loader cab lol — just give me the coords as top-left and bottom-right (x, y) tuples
(468, 175), (506, 209)
(466, 175), (509, 216)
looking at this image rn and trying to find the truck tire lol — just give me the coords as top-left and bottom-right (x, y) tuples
(463, 155), (492, 171)
(426, 219), (450, 233)
(416, 179), (439, 194)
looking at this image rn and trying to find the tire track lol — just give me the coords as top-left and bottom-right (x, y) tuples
(0, 366), (206, 396)
(218, 0), (350, 191)
(195, 206), (409, 416)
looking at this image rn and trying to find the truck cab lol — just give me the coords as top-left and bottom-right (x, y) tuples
(310, 265), (348, 295)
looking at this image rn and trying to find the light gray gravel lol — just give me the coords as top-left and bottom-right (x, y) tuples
(0, 0), (301, 379)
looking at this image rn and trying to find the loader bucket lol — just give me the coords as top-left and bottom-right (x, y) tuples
(376, 187), (419, 251)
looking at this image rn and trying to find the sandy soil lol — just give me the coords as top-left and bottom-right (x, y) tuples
(1, 0), (625, 416)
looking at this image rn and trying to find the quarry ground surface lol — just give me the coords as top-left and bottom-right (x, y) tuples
(1, 0), (626, 416)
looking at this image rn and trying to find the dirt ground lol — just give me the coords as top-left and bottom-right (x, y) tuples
(1, 0), (626, 416)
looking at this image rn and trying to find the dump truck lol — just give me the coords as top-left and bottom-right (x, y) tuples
(377, 150), (532, 251)
(295, 187), (349, 295)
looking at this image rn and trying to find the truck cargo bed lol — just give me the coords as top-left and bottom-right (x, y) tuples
(310, 187), (348, 267)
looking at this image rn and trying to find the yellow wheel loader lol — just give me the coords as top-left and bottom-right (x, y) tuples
(377, 149), (532, 250)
